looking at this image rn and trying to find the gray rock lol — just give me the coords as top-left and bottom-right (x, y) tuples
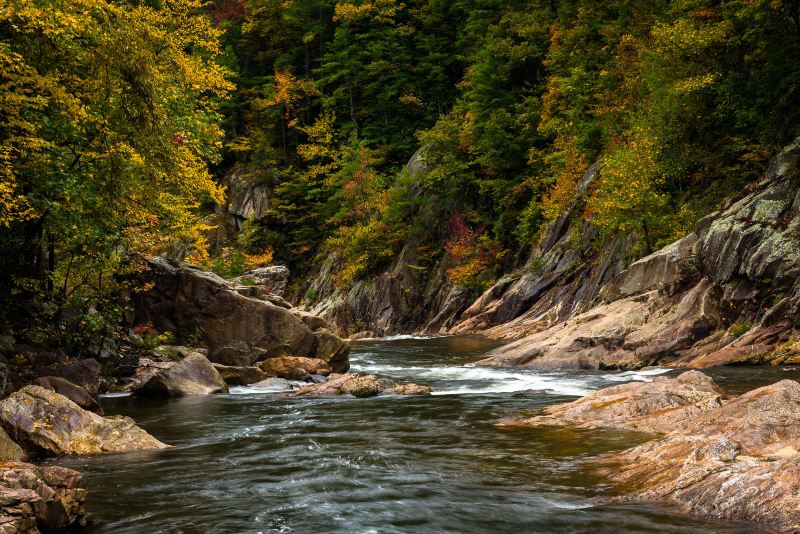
(133, 352), (228, 397)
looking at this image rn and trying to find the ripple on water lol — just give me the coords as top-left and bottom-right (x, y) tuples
(68, 336), (759, 533)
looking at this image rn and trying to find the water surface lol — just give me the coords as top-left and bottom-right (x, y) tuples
(58, 336), (773, 533)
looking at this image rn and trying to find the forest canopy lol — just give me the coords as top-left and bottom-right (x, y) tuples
(2, 0), (800, 350)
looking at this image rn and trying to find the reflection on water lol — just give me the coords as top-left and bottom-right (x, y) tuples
(56, 335), (768, 533)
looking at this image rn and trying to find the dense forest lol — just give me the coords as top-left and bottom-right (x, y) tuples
(2, 0), (800, 351)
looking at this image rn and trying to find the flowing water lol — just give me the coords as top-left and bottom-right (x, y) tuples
(55, 335), (793, 533)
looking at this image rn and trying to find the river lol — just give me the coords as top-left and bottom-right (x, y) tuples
(55, 335), (789, 533)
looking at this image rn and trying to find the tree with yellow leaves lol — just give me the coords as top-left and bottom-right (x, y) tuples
(0, 0), (231, 348)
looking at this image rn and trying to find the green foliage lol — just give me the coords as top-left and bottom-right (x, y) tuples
(730, 322), (755, 339)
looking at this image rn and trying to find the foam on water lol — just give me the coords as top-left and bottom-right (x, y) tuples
(351, 352), (672, 397)
(229, 383), (299, 395)
(100, 392), (132, 398)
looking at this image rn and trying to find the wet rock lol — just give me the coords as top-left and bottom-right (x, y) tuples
(0, 461), (88, 532)
(211, 364), (267, 386)
(284, 368), (311, 381)
(385, 383), (434, 396)
(259, 357), (330, 378)
(294, 373), (431, 397)
(497, 371), (726, 434)
(134, 352), (228, 397)
(130, 257), (349, 369)
(601, 379), (800, 532)
(0, 385), (168, 455)
(36, 359), (101, 396)
(33, 377), (103, 415)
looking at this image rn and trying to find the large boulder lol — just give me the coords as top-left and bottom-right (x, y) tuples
(130, 257), (350, 370)
(35, 359), (102, 396)
(511, 373), (800, 531)
(294, 373), (432, 398)
(0, 386), (168, 456)
(133, 352), (228, 397)
(0, 462), (87, 532)
(211, 364), (267, 386)
(601, 379), (800, 532)
(497, 371), (726, 433)
(311, 329), (350, 373)
(259, 356), (330, 379)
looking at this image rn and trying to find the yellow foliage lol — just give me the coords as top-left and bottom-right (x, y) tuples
(244, 250), (275, 270)
(0, 0), (232, 263)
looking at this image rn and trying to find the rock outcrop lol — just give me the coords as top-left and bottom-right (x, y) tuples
(134, 352), (228, 397)
(0, 386), (168, 456)
(0, 462), (87, 532)
(501, 373), (800, 531)
(497, 371), (726, 433)
(604, 379), (800, 532)
(478, 138), (800, 370)
(130, 257), (350, 371)
(298, 152), (482, 338)
(293, 373), (432, 397)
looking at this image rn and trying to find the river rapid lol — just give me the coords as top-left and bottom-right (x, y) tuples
(55, 335), (789, 533)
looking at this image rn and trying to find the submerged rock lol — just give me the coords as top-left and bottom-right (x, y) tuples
(294, 373), (431, 397)
(33, 376), (103, 415)
(497, 371), (726, 434)
(134, 352), (228, 397)
(0, 461), (88, 532)
(0, 386), (168, 456)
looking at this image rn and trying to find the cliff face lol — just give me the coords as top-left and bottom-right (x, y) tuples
(301, 234), (480, 338)
(478, 137), (800, 369)
(298, 157), (629, 339)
